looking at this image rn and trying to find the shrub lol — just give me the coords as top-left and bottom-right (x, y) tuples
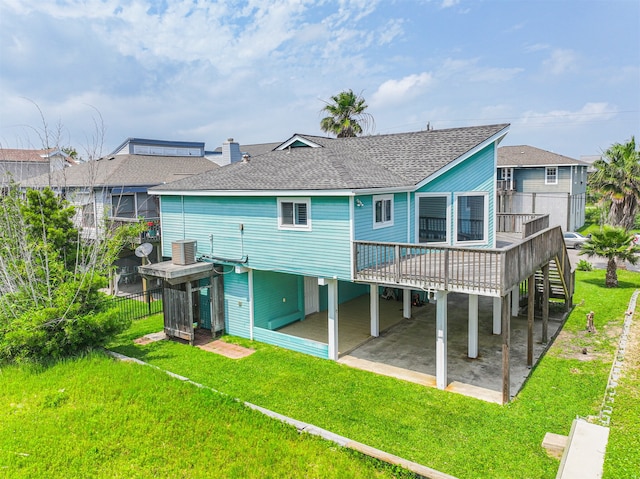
(576, 259), (593, 271)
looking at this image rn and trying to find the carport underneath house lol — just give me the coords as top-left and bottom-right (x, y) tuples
(140, 224), (574, 405)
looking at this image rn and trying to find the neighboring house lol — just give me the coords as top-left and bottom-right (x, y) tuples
(206, 138), (281, 165)
(497, 145), (588, 231)
(20, 138), (220, 283)
(0, 147), (74, 191)
(143, 124), (574, 403)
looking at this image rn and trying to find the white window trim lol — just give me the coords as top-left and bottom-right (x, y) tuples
(545, 166), (558, 185)
(372, 194), (394, 229)
(277, 197), (311, 230)
(415, 193), (450, 244)
(453, 192), (489, 246)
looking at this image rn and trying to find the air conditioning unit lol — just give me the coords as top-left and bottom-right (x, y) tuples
(172, 240), (197, 265)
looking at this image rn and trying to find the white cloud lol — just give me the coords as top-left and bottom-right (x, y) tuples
(441, 0), (459, 8)
(543, 48), (577, 75)
(371, 73), (433, 107)
(521, 102), (618, 125)
(439, 58), (522, 82)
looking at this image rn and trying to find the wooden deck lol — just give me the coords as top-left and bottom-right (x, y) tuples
(354, 224), (573, 299)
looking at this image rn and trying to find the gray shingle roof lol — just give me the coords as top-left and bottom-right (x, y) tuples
(498, 145), (587, 167)
(20, 154), (219, 188)
(152, 124), (509, 192)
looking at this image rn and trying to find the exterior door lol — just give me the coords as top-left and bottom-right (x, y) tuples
(304, 276), (319, 316)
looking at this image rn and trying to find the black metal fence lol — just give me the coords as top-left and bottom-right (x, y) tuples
(106, 288), (163, 321)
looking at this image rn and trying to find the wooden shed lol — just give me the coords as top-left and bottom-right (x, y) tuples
(138, 247), (224, 344)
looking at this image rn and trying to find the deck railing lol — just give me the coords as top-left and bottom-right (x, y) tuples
(496, 213), (547, 235)
(354, 225), (572, 298)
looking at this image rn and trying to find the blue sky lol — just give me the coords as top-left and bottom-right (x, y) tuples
(1, 0), (638, 159)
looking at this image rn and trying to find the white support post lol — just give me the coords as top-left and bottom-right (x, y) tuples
(327, 279), (339, 360)
(493, 296), (502, 334)
(468, 294), (478, 359)
(403, 288), (411, 319)
(436, 290), (448, 390)
(511, 286), (519, 317)
(370, 284), (379, 337)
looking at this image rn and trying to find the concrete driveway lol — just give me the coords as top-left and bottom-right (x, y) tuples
(567, 246), (640, 272)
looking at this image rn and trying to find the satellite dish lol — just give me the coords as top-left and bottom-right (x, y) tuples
(135, 242), (153, 259)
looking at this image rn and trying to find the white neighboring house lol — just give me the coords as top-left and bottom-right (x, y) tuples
(497, 145), (588, 232)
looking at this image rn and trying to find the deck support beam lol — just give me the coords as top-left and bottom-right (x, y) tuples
(370, 284), (380, 337)
(403, 289), (411, 319)
(468, 294), (478, 359)
(493, 297), (501, 334)
(327, 279), (339, 360)
(436, 290), (448, 390)
(502, 293), (511, 404)
(542, 263), (549, 344)
(527, 273), (535, 367)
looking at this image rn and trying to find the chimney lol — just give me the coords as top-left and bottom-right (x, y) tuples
(221, 138), (243, 166)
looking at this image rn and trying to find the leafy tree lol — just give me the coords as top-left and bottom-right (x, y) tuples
(0, 184), (142, 362)
(589, 137), (640, 230)
(320, 89), (374, 138)
(579, 226), (640, 287)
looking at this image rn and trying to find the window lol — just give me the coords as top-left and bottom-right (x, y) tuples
(545, 167), (558, 185)
(418, 195), (448, 243)
(373, 195), (393, 228)
(82, 203), (95, 228)
(278, 198), (311, 230)
(111, 194), (135, 218)
(455, 193), (487, 243)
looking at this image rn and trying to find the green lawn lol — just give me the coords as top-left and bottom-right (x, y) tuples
(2, 270), (639, 478)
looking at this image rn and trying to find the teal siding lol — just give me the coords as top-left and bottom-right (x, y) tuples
(417, 144), (496, 246)
(354, 192), (409, 242)
(253, 271), (302, 329)
(198, 278), (211, 330)
(224, 271), (250, 337)
(318, 280), (368, 311)
(252, 328), (329, 359)
(160, 195), (352, 280)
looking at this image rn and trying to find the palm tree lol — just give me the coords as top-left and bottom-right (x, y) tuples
(320, 90), (374, 138)
(589, 137), (640, 230)
(579, 226), (640, 287)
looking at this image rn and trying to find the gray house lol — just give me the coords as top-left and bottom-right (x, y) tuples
(1, 148), (73, 190)
(21, 138), (220, 286)
(497, 145), (588, 231)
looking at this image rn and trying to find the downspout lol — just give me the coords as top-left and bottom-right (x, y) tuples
(349, 196), (355, 281)
(181, 195), (186, 239)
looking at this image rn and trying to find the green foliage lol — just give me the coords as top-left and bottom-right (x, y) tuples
(580, 226), (640, 287)
(320, 89), (374, 138)
(589, 136), (640, 230)
(0, 185), (138, 362)
(576, 259), (593, 271)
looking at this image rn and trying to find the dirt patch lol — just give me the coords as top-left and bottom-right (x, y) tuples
(196, 340), (255, 359)
(134, 331), (167, 345)
(552, 325), (620, 361)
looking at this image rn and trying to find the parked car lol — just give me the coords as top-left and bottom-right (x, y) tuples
(563, 231), (589, 249)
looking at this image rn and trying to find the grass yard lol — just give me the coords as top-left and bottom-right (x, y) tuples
(0, 354), (415, 479)
(2, 270), (638, 478)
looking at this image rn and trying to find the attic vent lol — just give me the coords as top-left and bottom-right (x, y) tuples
(172, 240), (197, 265)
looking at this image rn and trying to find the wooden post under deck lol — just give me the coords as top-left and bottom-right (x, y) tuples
(502, 293), (511, 404)
(527, 274), (535, 368)
(186, 281), (194, 345)
(542, 263), (549, 343)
